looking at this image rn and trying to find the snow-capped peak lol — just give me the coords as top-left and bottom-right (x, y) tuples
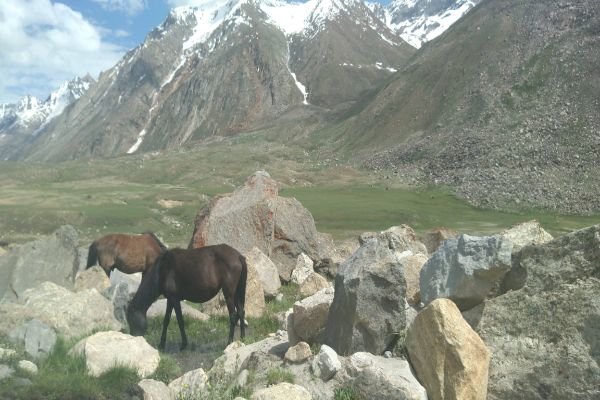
(0, 75), (94, 134)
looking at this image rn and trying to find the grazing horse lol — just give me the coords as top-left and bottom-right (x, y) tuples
(126, 244), (247, 349)
(86, 232), (167, 277)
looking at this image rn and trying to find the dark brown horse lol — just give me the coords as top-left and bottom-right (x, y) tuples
(86, 232), (167, 277)
(126, 244), (247, 349)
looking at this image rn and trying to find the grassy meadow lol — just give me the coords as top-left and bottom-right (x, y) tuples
(1, 133), (599, 248)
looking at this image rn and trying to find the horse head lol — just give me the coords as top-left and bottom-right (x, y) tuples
(126, 302), (147, 336)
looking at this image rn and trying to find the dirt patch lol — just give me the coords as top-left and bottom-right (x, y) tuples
(158, 199), (184, 208)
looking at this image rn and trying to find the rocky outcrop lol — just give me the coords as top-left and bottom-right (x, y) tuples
(69, 331), (160, 378)
(344, 352), (427, 400)
(168, 368), (209, 398)
(74, 265), (111, 293)
(0, 225), (80, 302)
(500, 220), (553, 252)
(299, 272), (330, 297)
(289, 287), (334, 345)
(400, 251), (428, 306)
(188, 172), (319, 282)
(469, 224), (600, 399)
(324, 228), (418, 355)
(407, 298), (490, 400)
(251, 382), (312, 400)
(138, 379), (174, 400)
(420, 234), (512, 310)
(0, 281), (120, 339)
(246, 247), (280, 298)
(8, 319), (56, 358)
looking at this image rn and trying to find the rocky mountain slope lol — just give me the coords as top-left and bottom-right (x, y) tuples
(352, 0), (600, 213)
(370, 0), (481, 48)
(16, 0), (413, 162)
(0, 76), (94, 160)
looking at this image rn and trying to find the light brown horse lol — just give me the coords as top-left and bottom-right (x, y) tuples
(86, 232), (167, 277)
(127, 244), (247, 349)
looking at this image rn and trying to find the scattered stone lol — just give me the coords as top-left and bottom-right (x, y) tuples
(251, 382), (312, 400)
(0, 225), (79, 302)
(500, 220), (553, 252)
(420, 234), (512, 310)
(383, 351), (392, 359)
(299, 272), (330, 297)
(345, 352), (427, 400)
(69, 331), (160, 378)
(246, 247), (281, 298)
(284, 341), (312, 364)
(74, 265), (111, 293)
(0, 348), (16, 360)
(0, 365), (14, 381)
(311, 344), (341, 381)
(275, 293), (284, 303)
(381, 225), (428, 255)
(147, 299), (209, 321)
(102, 281), (133, 324)
(17, 360), (37, 375)
(138, 378), (174, 400)
(406, 299), (490, 400)
(109, 270), (142, 295)
(290, 287), (334, 345)
(8, 318), (57, 358)
(324, 229), (414, 355)
(169, 368), (209, 398)
(0, 282), (120, 339)
(291, 253), (314, 285)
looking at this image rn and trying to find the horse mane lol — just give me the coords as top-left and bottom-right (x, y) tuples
(130, 254), (163, 313)
(143, 231), (168, 252)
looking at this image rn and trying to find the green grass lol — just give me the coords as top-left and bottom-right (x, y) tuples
(280, 186), (600, 238)
(334, 385), (362, 400)
(265, 367), (295, 385)
(0, 337), (142, 400)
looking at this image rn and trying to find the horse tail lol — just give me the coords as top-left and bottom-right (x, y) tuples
(86, 242), (98, 269)
(145, 231), (168, 253)
(235, 255), (248, 319)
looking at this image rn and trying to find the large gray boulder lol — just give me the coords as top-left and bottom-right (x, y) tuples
(8, 318), (56, 359)
(324, 230), (415, 355)
(0, 281), (121, 339)
(467, 224), (600, 399)
(289, 287), (334, 345)
(0, 225), (80, 302)
(344, 352), (427, 400)
(188, 171), (319, 281)
(420, 234), (512, 310)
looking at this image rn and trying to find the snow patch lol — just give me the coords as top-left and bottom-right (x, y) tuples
(127, 129), (147, 154)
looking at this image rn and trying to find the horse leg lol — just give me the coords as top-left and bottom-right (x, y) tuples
(159, 299), (174, 350)
(173, 300), (188, 351)
(234, 291), (246, 341)
(223, 288), (237, 344)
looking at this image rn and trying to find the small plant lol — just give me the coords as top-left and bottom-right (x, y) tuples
(334, 385), (361, 400)
(393, 328), (408, 359)
(265, 367), (295, 385)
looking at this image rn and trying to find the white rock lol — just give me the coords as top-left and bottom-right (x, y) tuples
(311, 344), (340, 381)
(69, 331), (159, 378)
(138, 378), (174, 400)
(291, 253), (314, 285)
(246, 247), (281, 298)
(168, 368), (209, 398)
(17, 360), (38, 375)
(251, 382), (312, 400)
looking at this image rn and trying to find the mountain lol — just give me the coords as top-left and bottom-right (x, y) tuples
(372, 0), (481, 48)
(0, 76), (94, 160)
(17, 0), (414, 162)
(350, 0), (600, 213)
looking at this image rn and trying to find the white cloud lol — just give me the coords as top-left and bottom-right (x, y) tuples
(0, 0), (127, 103)
(165, 0), (211, 7)
(92, 0), (147, 15)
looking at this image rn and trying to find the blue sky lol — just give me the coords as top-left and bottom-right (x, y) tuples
(0, 0), (391, 103)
